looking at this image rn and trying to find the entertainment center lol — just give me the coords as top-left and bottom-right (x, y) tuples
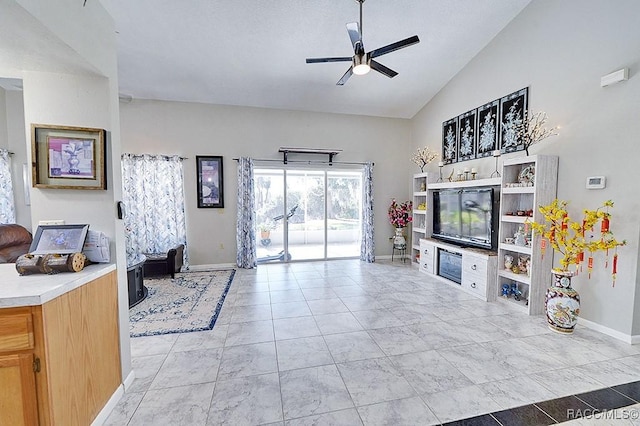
(413, 154), (558, 310)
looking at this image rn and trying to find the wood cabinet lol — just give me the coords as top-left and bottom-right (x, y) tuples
(0, 308), (38, 426)
(0, 270), (121, 425)
(496, 155), (558, 314)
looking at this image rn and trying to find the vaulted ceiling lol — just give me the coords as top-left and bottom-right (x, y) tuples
(101, 0), (531, 119)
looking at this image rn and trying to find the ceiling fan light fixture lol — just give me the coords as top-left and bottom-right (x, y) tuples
(352, 55), (370, 75)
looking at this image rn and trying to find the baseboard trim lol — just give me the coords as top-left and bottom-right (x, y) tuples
(90, 383), (125, 426)
(578, 317), (637, 344)
(188, 263), (237, 271)
(123, 369), (136, 391)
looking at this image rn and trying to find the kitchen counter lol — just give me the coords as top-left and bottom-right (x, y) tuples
(0, 263), (116, 308)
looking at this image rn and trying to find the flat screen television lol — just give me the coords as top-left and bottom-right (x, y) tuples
(432, 187), (498, 250)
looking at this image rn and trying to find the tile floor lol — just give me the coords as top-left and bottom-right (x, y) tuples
(106, 259), (640, 425)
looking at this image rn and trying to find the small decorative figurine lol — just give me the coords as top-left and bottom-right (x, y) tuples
(518, 256), (529, 275)
(502, 283), (510, 297)
(514, 225), (526, 246)
(511, 283), (523, 301)
(504, 254), (514, 270)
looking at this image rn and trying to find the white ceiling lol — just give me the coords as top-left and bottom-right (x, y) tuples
(100, 0), (531, 119)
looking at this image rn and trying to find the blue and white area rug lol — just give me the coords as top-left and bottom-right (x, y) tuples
(129, 269), (236, 337)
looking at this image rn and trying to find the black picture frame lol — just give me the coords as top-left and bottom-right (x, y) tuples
(442, 117), (458, 165)
(29, 224), (90, 254)
(196, 155), (224, 208)
(499, 87), (529, 154)
(457, 109), (477, 162)
(476, 99), (500, 158)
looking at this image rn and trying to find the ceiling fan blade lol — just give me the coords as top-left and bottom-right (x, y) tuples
(370, 60), (398, 78)
(306, 57), (353, 63)
(336, 67), (354, 86)
(369, 35), (420, 58)
(346, 22), (363, 53)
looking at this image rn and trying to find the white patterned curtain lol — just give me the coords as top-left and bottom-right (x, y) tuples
(236, 157), (256, 268)
(121, 154), (188, 267)
(0, 149), (16, 224)
(360, 162), (375, 262)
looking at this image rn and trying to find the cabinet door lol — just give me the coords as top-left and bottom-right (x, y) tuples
(461, 255), (488, 298)
(420, 241), (436, 274)
(0, 353), (38, 426)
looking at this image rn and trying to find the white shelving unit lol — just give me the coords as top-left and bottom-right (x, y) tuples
(496, 155), (558, 314)
(417, 176), (501, 301)
(411, 172), (429, 264)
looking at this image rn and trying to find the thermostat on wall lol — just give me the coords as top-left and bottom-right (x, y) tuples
(586, 176), (606, 189)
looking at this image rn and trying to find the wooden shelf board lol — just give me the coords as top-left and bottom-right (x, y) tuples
(500, 215), (530, 223)
(502, 186), (535, 194)
(499, 243), (532, 255)
(428, 177), (502, 189)
(497, 269), (531, 284)
(495, 294), (529, 313)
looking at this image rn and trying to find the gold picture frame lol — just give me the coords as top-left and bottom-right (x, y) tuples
(31, 124), (107, 190)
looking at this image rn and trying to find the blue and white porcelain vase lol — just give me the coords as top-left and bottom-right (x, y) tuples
(545, 269), (580, 334)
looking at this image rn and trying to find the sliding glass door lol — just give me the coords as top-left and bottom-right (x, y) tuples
(327, 171), (363, 258)
(254, 167), (362, 262)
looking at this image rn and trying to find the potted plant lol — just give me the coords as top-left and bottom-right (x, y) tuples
(258, 221), (274, 240)
(388, 199), (413, 248)
(530, 199), (626, 333)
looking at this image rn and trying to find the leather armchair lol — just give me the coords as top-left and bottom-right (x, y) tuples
(0, 224), (33, 263)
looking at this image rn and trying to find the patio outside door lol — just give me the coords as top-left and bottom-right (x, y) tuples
(254, 167), (362, 263)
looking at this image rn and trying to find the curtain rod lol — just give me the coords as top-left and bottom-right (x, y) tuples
(121, 153), (188, 160)
(233, 158), (374, 166)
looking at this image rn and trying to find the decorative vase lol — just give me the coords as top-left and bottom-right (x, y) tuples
(393, 227), (406, 248)
(68, 154), (80, 174)
(545, 269), (580, 334)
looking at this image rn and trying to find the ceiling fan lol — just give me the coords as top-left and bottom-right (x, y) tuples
(306, 0), (420, 85)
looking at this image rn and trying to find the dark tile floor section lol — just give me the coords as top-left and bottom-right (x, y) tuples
(446, 380), (640, 425)
(535, 395), (594, 423)
(575, 387), (636, 412)
(492, 405), (556, 426)
(612, 381), (640, 403)
(442, 414), (500, 425)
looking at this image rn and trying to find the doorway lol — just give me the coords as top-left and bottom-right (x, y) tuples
(255, 167), (363, 262)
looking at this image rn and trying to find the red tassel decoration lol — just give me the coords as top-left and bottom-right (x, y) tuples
(578, 251), (584, 273)
(601, 217), (610, 233)
(541, 238), (546, 259)
(612, 253), (618, 287)
(588, 256), (594, 278)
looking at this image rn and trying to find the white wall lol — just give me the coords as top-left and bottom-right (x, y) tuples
(119, 100), (413, 265)
(1, 0), (131, 384)
(411, 0), (640, 336)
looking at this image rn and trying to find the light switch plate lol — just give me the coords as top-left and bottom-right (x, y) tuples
(586, 176), (606, 189)
(38, 219), (65, 225)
